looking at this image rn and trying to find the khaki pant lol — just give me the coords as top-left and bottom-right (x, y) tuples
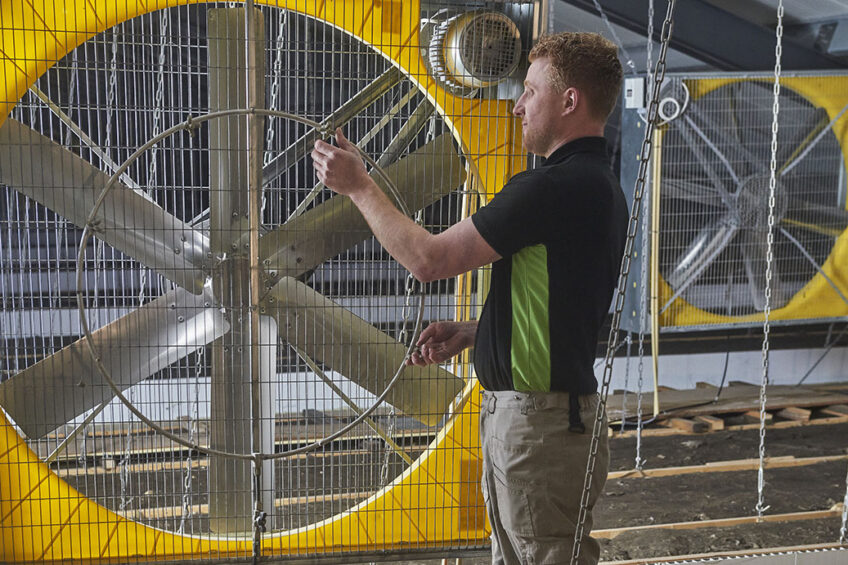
(479, 390), (609, 565)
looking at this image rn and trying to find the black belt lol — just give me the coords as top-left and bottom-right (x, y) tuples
(568, 392), (586, 434)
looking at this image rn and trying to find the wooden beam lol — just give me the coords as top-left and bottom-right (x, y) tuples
(610, 415), (848, 438)
(665, 417), (708, 433)
(743, 410), (773, 423)
(608, 454), (848, 480)
(694, 415), (724, 431)
(821, 404), (848, 417)
(594, 505), (844, 540)
(121, 489), (376, 521)
(775, 406), (811, 421)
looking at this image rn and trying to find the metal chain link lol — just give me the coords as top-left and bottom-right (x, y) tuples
(63, 50), (79, 148)
(178, 346), (205, 534)
(147, 9), (170, 190)
(755, 0), (784, 521)
(619, 333), (632, 433)
(389, 117), (436, 484)
(646, 0), (655, 81)
(103, 31), (118, 153)
(571, 2), (677, 562)
(264, 8), (288, 168)
(840, 460), (848, 543)
(631, 0), (656, 469)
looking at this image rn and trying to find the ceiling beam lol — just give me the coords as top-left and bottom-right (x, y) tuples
(562, 0), (846, 71)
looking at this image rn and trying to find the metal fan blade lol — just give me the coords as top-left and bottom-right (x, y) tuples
(662, 215), (738, 311)
(778, 107), (831, 177)
(671, 117), (733, 205)
(781, 199), (848, 238)
(739, 228), (789, 311)
(687, 99), (760, 166)
(662, 178), (725, 207)
(0, 119), (211, 294)
(0, 288), (227, 439)
(264, 277), (464, 427)
(207, 7), (265, 254)
(259, 133), (466, 279)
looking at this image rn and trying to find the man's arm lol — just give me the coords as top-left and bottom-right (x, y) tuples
(311, 128), (500, 282)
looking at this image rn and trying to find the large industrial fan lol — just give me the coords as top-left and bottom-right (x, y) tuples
(0, 0), (534, 561)
(625, 74), (848, 330)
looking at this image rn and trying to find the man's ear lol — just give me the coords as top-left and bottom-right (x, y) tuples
(561, 87), (579, 116)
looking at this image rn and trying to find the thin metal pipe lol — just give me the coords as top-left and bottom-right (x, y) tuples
(43, 400), (111, 465)
(287, 90), (429, 221)
(292, 346), (414, 465)
(28, 85), (142, 192)
(262, 67), (402, 187)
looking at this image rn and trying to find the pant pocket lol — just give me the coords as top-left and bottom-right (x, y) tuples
(490, 461), (536, 537)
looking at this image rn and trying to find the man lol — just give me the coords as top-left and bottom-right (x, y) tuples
(312, 32), (627, 564)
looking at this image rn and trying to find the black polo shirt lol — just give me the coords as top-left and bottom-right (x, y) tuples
(470, 137), (628, 393)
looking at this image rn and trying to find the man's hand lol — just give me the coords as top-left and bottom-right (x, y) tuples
(311, 128), (373, 197)
(407, 321), (477, 366)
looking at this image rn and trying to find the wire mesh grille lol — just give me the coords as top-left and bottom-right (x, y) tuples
(0, 1), (532, 560)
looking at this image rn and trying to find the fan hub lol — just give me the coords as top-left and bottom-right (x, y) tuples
(735, 174), (788, 229)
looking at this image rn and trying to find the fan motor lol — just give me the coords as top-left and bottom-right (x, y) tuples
(429, 11), (522, 90)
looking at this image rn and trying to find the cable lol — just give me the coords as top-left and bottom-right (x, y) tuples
(613, 339), (731, 428)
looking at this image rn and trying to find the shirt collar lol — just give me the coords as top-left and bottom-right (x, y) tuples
(542, 136), (609, 165)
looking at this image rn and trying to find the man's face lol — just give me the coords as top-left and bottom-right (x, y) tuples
(513, 57), (562, 157)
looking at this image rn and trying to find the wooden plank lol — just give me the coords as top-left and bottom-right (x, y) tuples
(610, 415), (848, 438)
(775, 406), (811, 421)
(694, 415), (724, 431)
(607, 383), (848, 422)
(594, 505), (844, 540)
(665, 417), (708, 433)
(743, 410), (772, 423)
(121, 489), (375, 521)
(607, 454), (848, 480)
(821, 404), (848, 417)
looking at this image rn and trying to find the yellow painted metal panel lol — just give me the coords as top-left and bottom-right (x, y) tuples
(0, 0), (515, 561)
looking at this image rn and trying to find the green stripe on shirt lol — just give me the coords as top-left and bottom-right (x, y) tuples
(510, 244), (551, 391)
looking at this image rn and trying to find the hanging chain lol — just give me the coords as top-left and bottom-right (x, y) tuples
(398, 207), (426, 347)
(646, 0), (655, 81)
(147, 9), (170, 191)
(619, 334), (632, 433)
(840, 459), (848, 543)
(121, 12), (168, 514)
(755, 0), (784, 521)
(104, 31), (119, 154)
(63, 50), (79, 147)
(571, 2), (676, 563)
(634, 0), (655, 471)
(264, 8), (288, 166)
(178, 346), (205, 534)
(390, 116), (437, 482)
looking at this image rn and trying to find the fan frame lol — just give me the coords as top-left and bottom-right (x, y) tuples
(0, 0), (526, 561)
(621, 71), (848, 332)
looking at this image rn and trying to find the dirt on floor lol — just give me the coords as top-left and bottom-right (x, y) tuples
(391, 421), (848, 563)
